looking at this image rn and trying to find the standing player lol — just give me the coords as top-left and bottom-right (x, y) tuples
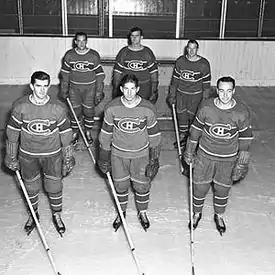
(167, 39), (211, 151)
(97, 74), (161, 231)
(113, 27), (159, 104)
(4, 71), (75, 236)
(183, 76), (253, 235)
(60, 32), (105, 145)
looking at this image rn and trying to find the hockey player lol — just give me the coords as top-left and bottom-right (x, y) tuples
(113, 27), (159, 104)
(4, 71), (75, 236)
(97, 74), (161, 231)
(183, 76), (253, 235)
(59, 32), (105, 145)
(167, 39), (211, 151)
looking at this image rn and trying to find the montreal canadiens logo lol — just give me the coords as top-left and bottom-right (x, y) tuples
(209, 124), (232, 139)
(27, 119), (51, 135)
(180, 70), (196, 80)
(72, 61), (92, 72)
(127, 60), (145, 71)
(118, 118), (141, 133)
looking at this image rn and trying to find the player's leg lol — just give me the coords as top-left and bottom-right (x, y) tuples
(189, 153), (213, 230)
(112, 155), (131, 231)
(212, 160), (235, 235)
(175, 92), (189, 150)
(43, 153), (65, 236)
(131, 155), (151, 231)
(82, 84), (96, 144)
(18, 154), (42, 235)
(68, 84), (83, 145)
(137, 81), (151, 100)
(187, 92), (203, 126)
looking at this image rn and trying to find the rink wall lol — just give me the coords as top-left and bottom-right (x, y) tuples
(0, 37), (274, 130)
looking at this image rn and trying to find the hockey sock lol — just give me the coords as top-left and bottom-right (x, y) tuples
(117, 191), (129, 212)
(48, 191), (63, 213)
(135, 191), (150, 211)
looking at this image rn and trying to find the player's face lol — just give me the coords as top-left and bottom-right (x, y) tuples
(30, 79), (50, 100)
(217, 81), (235, 105)
(75, 35), (87, 51)
(120, 81), (139, 102)
(186, 43), (198, 58)
(130, 31), (142, 46)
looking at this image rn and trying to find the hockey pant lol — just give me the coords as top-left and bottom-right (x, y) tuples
(176, 91), (203, 139)
(19, 153), (63, 213)
(68, 83), (96, 133)
(191, 152), (236, 215)
(111, 154), (151, 212)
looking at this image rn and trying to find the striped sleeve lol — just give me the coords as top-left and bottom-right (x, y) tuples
(113, 48), (126, 75)
(99, 107), (114, 151)
(146, 106), (161, 148)
(93, 51), (105, 83)
(170, 59), (181, 86)
(202, 59), (211, 91)
(60, 51), (71, 92)
(56, 103), (73, 147)
(189, 107), (205, 143)
(6, 103), (23, 143)
(146, 48), (158, 75)
(238, 105), (254, 151)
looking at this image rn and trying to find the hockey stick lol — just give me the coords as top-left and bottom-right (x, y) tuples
(15, 170), (62, 275)
(172, 104), (184, 173)
(189, 163), (195, 275)
(106, 172), (145, 275)
(66, 98), (96, 164)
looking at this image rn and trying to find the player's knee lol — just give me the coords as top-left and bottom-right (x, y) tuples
(44, 174), (63, 193)
(133, 182), (150, 194)
(24, 174), (42, 193)
(114, 180), (130, 193)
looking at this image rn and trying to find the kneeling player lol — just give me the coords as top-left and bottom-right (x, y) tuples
(4, 71), (75, 236)
(98, 74), (161, 231)
(184, 76), (253, 235)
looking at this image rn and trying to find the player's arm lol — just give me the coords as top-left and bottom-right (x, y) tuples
(147, 49), (159, 104)
(232, 106), (254, 183)
(145, 106), (161, 180)
(60, 52), (71, 100)
(184, 107), (204, 164)
(113, 49), (125, 92)
(97, 106), (114, 174)
(5, 104), (22, 171)
(166, 59), (180, 107)
(93, 51), (106, 105)
(57, 104), (75, 177)
(201, 59), (211, 100)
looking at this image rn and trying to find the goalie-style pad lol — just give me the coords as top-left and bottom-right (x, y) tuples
(62, 145), (75, 177)
(183, 139), (197, 165)
(145, 145), (161, 181)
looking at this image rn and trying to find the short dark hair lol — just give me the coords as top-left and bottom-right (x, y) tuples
(217, 76), (236, 89)
(187, 39), (199, 48)
(120, 73), (139, 88)
(127, 27), (143, 45)
(74, 32), (88, 41)
(31, 71), (50, 85)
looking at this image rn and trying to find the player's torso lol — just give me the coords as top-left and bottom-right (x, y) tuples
(176, 56), (207, 92)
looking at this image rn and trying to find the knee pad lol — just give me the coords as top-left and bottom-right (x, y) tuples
(44, 174), (63, 194)
(24, 174), (42, 194)
(114, 179), (130, 193)
(133, 181), (151, 194)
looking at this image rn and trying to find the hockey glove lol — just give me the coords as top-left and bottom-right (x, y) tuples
(59, 89), (69, 100)
(149, 82), (159, 104)
(183, 139), (197, 165)
(166, 87), (176, 108)
(62, 145), (75, 177)
(232, 151), (251, 184)
(4, 140), (20, 171)
(97, 147), (111, 174)
(145, 145), (161, 181)
(95, 91), (105, 106)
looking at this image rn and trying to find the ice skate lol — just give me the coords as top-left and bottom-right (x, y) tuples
(113, 211), (126, 232)
(52, 212), (66, 237)
(24, 212), (39, 235)
(71, 132), (79, 146)
(214, 213), (226, 236)
(188, 212), (202, 230)
(85, 130), (94, 146)
(138, 211), (150, 231)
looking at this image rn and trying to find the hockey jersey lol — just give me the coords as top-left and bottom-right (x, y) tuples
(171, 55), (211, 94)
(60, 48), (105, 88)
(6, 95), (72, 157)
(189, 98), (253, 160)
(114, 46), (158, 83)
(99, 97), (161, 159)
